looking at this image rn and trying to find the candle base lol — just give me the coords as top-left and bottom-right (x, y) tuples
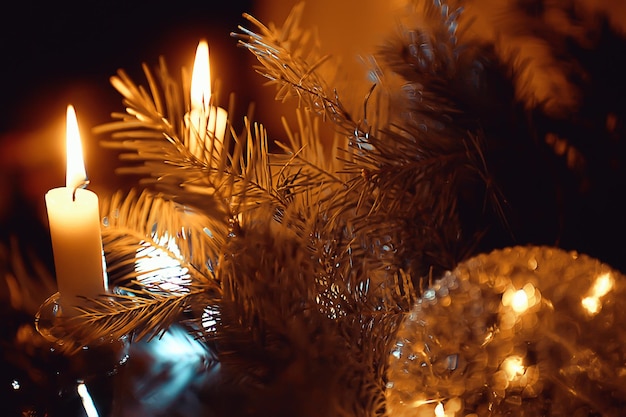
(35, 292), (131, 382)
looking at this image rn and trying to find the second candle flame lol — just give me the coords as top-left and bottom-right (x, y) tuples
(190, 40), (211, 113)
(187, 39), (227, 160)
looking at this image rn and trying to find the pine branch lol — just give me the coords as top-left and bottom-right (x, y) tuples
(233, 2), (364, 137)
(52, 288), (209, 354)
(101, 188), (226, 284)
(80, 3), (506, 414)
(93, 55), (238, 215)
(232, 2), (499, 296)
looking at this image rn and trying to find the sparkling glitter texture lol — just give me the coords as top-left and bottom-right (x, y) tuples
(385, 246), (626, 417)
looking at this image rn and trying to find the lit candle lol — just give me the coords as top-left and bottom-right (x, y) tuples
(187, 39), (228, 159)
(45, 105), (108, 306)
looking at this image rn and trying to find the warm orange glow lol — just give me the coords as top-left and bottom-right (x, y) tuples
(502, 283), (539, 317)
(501, 355), (525, 381)
(46, 104), (107, 305)
(581, 296), (600, 315)
(65, 105), (87, 190)
(592, 272), (614, 297)
(190, 40), (211, 113)
(187, 39), (227, 159)
(582, 272), (614, 316)
(511, 289), (529, 313)
(434, 402), (445, 417)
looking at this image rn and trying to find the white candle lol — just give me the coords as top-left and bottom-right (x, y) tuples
(45, 105), (107, 306)
(187, 39), (227, 159)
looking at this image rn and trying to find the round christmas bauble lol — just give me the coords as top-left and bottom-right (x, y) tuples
(385, 246), (626, 417)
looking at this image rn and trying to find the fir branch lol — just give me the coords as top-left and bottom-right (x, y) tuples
(60, 288), (207, 350)
(94, 55), (236, 209)
(231, 0), (483, 319)
(233, 2), (364, 137)
(81, 3), (503, 414)
(332, 312), (406, 417)
(315, 0), (505, 286)
(100, 188), (226, 286)
(94, 52), (307, 229)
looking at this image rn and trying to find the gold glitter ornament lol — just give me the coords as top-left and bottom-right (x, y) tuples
(385, 246), (626, 417)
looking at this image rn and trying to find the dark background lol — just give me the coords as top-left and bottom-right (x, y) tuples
(0, 1), (257, 133)
(0, 0), (256, 193)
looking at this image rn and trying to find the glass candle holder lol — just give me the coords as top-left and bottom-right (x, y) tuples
(35, 292), (131, 383)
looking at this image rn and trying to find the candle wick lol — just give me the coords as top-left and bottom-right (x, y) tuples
(72, 179), (90, 201)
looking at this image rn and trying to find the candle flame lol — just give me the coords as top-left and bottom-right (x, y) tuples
(65, 105), (88, 190)
(190, 40), (211, 112)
